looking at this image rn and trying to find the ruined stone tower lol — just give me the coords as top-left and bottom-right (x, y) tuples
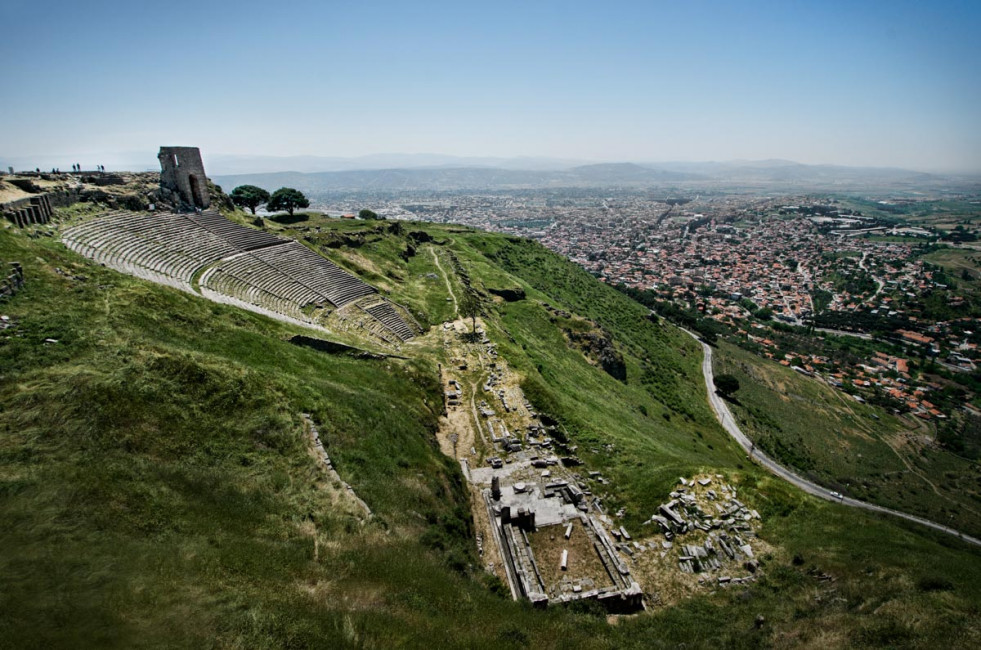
(157, 146), (210, 209)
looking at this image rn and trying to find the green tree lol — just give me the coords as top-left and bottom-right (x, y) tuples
(229, 185), (270, 215)
(714, 373), (740, 397)
(359, 208), (382, 220)
(460, 291), (480, 334)
(267, 187), (310, 217)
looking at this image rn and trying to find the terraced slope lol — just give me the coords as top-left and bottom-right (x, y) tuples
(61, 210), (414, 340)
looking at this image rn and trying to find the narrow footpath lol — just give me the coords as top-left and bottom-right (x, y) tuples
(682, 329), (981, 548)
(430, 245), (458, 315)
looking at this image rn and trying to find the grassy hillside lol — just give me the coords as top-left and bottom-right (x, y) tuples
(2, 207), (980, 648)
(712, 341), (981, 539)
(922, 246), (981, 298)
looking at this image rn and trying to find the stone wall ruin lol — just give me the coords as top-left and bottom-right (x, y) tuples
(158, 146), (210, 210)
(2, 194), (53, 228)
(1, 261), (25, 300)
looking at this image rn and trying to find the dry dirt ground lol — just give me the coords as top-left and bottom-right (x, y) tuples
(433, 317), (510, 584)
(528, 518), (616, 599)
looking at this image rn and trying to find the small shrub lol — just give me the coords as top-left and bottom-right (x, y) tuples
(497, 624), (529, 647)
(917, 575), (954, 592)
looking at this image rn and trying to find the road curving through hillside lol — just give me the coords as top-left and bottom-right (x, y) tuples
(682, 328), (981, 548)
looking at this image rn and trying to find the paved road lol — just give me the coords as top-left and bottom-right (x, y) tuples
(683, 329), (981, 548)
(858, 250), (886, 299)
(813, 327), (874, 340)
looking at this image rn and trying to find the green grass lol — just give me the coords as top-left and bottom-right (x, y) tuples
(713, 341), (981, 538)
(866, 234), (935, 243)
(2, 207), (981, 648)
(0, 223), (588, 647)
(439, 235), (745, 525)
(922, 247), (981, 296)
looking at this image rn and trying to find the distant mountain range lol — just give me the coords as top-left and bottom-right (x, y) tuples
(212, 159), (962, 194)
(5, 150), (973, 192)
(204, 153), (592, 174)
(212, 163), (709, 193)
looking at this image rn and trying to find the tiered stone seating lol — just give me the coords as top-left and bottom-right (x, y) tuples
(363, 301), (416, 341)
(249, 243), (375, 307)
(63, 211), (238, 291)
(62, 209), (417, 340)
(188, 211), (282, 251)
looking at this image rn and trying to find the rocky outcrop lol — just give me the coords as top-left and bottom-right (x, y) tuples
(319, 232), (369, 248)
(545, 303), (627, 382)
(489, 287), (526, 302)
(565, 329), (627, 381)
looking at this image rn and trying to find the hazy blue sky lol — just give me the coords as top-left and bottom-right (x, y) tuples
(2, 0), (979, 171)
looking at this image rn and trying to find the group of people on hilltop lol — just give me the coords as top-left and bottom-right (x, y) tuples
(29, 164), (106, 174)
(68, 164), (105, 172)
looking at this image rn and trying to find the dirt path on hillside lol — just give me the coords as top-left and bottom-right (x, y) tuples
(430, 246), (458, 315)
(432, 317), (510, 584)
(883, 434), (981, 517)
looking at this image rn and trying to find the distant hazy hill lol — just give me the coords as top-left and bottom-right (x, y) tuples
(204, 153), (590, 175)
(648, 159), (940, 185)
(213, 159), (957, 194)
(213, 163), (705, 193)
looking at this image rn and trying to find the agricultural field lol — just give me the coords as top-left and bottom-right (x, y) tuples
(922, 246), (981, 296)
(837, 196), (981, 232)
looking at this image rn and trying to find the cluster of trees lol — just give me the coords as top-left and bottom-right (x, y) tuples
(937, 412), (981, 459)
(615, 284), (724, 343)
(944, 225), (978, 243)
(230, 185), (310, 216)
(829, 269), (878, 296)
(230, 185), (383, 221)
(714, 374), (740, 397)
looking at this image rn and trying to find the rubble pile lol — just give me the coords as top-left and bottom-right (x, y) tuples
(646, 476), (762, 581)
(445, 378), (461, 406)
(482, 370), (501, 392)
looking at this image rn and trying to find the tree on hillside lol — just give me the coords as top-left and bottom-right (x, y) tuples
(460, 291), (481, 335)
(230, 185), (270, 214)
(359, 208), (383, 220)
(267, 187), (309, 217)
(715, 374), (740, 398)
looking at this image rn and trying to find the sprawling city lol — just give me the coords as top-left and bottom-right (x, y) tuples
(295, 187), (979, 423)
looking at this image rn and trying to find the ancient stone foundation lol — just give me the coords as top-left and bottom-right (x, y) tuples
(486, 486), (643, 613)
